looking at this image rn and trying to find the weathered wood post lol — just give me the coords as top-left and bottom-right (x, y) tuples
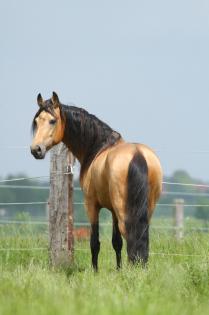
(49, 143), (74, 266)
(173, 199), (184, 240)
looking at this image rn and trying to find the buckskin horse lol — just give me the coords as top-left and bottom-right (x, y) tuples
(31, 92), (162, 271)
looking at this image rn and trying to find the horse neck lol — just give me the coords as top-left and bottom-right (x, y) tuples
(62, 124), (84, 164)
(60, 105), (121, 177)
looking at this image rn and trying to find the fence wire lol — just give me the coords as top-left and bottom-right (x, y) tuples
(1, 169), (209, 260)
(1, 174), (209, 188)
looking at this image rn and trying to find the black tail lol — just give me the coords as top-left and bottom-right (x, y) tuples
(125, 151), (149, 265)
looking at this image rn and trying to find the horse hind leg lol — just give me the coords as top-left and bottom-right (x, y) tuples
(112, 213), (123, 269)
(90, 222), (100, 271)
(86, 203), (100, 271)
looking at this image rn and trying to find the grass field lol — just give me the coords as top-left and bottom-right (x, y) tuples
(0, 226), (209, 315)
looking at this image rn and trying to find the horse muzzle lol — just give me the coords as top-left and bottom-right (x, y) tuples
(30, 144), (46, 159)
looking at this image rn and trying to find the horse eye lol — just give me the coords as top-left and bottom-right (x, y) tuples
(49, 119), (56, 125)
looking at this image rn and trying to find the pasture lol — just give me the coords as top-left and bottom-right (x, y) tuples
(0, 224), (209, 315)
(1, 2), (209, 314)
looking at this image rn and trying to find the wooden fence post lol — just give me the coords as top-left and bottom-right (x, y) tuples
(49, 143), (74, 267)
(173, 198), (184, 240)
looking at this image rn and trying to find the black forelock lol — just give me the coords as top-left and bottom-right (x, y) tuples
(31, 99), (58, 134)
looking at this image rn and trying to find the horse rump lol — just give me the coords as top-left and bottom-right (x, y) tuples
(125, 151), (149, 265)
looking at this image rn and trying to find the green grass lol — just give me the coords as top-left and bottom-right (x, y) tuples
(0, 227), (209, 315)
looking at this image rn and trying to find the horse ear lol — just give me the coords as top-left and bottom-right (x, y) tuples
(37, 93), (44, 107)
(51, 91), (60, 108)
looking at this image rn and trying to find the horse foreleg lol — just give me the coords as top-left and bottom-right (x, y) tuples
(112, 213), (123, 269)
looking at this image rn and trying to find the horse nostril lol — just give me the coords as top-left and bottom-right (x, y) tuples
(31, 145), (42, 157)
(36, 145), (42, 154)
(31, 144), (46, 159)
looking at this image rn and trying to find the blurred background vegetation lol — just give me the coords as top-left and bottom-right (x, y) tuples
(0, 169), (209, 224)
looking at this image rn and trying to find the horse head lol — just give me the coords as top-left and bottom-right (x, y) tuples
(31, 92), (65, 159)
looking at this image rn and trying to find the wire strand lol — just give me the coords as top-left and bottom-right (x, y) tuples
(1, 174), (209, 188)
(0, 184), (81, 191)
(1, 201), (209, 207)
(0, 202), (48, 206)
(0, 176), (49, 183)
(0, 247), (47, 251)
(0, 171), (73, 184)
(0, 246), (207, 258)
(163, 181), (209, 188)
(0, 220), (209, 232)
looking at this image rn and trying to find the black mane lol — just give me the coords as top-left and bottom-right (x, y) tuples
(61, 104), (121, 179)
(32, 102), (122, 179)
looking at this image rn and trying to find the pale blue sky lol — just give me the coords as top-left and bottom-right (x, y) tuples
(0, 0), (209, 180)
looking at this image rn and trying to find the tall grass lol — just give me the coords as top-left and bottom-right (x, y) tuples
(0, 225), (209, 315)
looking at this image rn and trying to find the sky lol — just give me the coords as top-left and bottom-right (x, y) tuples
(0, 0), (209, 181)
